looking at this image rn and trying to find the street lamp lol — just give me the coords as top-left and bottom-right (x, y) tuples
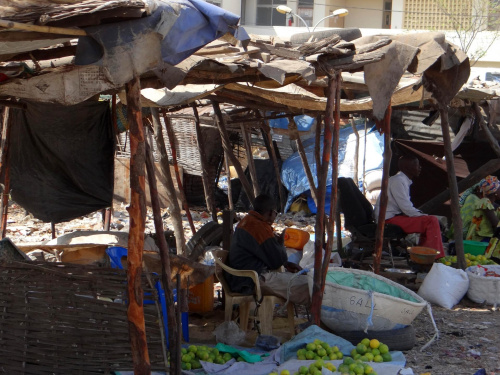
(312, 8), (349, 32)
(275, 5), (311, 32)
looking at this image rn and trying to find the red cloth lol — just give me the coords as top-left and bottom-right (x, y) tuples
(387, 215), (444, 258)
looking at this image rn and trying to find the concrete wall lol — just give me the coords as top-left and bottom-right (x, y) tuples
(343, 0), (384, 29)
(222, 0), (241, 18)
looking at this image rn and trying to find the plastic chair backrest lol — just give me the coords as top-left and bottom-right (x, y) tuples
(106, 246), (128, 269)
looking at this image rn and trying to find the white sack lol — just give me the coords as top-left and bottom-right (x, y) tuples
(417, 263), (469, 309)
(466, 265), (500, 307)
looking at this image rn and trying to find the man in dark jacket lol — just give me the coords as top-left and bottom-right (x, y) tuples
(227, 194), (310, 306)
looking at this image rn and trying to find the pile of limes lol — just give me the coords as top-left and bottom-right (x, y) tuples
(180, 345), (235, 370)
(269, 359), (336, 375)
(296, 339), (344, 360)
(338, 357), (378, 375)
(349, 338), (391, 363)
(438, 254), (497, 267)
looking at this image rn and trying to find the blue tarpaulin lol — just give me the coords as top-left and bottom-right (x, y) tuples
(75, 0), (244, 84)
(269, 114), (315, 131)
(281, 122), (384, 212)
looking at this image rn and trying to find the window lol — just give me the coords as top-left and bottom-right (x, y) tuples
(256, 0), (287, 26)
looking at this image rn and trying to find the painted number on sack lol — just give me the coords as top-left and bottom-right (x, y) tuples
(400, 308), (414, 315)
(349, 296), (377, 310)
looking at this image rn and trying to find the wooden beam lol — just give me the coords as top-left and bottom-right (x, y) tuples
(440, 107), (466, 270)
(151, 108), (187, 256)
(124, 75), (151, 375)
(0, 107), (11, 239)
(373, 104), (393, 275)
(8, 45), (77, 62)
(288, 116), (318, 207)
(350, 118), (360, 186)
(224, 151), (233, 211)
(418, 158), (500, 213)
(144, 134), (179, 375)
(193, 104), (218, 222)
(0, 19), (86, 36)
(240, 123), (260, 197)
(212, 101), (255, 204)
(473, 103), (500, 157)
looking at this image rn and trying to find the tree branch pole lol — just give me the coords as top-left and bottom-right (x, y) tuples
(193, 104), (218, 222)
(323, 71), (342, 285)
(311, 73), (337, 325)
(124, 76), (151, 375)
(473, 102), (500, 157)
(212, 102), (255, 203)
(288, 116), (318, 207)
(161, 110), (197, 236)
(0, 108), (11, 239)
(362, 117), (368, 194)
(255, 111), (285, 212)
(144, 134), (180, 375)
(225, 152), (234, 210)
(440, 107), (466, 270)
(315, 115), (322, 177)
(373, 104), (393, 275)
(350, 118), (360, 186)
(150, 108), (186, 256)
(240, 123), (260, 198)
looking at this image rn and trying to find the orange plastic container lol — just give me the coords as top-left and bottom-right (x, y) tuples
(283, 228), (310, 250)
(188, 276), (214, 313)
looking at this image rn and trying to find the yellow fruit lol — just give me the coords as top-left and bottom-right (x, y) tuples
(361, 338), (370, 347)
(369, 339), (380, 349)
(365, 353), (374, 361)
(280, 370), (290, 375)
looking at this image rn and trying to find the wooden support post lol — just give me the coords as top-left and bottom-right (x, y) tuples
(418, 158), (500, 214)
(161, 111), (197, 236)
(362, 118), (368, 194)
(335, 198), (344, 257)
(350, 118), (360, 186)
(240, 123), (260, 197)
(150, 108), (186, 256)
(288, 116), (318, 207)
(323, 72), (341, 285)
(112, 94), (123, 152)
(255, 111), (285, 212)
(310, 73), (337, 325)
(212, 102), (255, 204)
(176, 275), (182, 375)
(103, 208), (111, 231)
(225, 152), (234, 211)
(51, 222), (56, 239)
(473, 103), (500, 157)
(124, 76), (151, 375)
(315, 115), (322, 177)
(144, 134), (179, 375)
(440, 107), (466, 270)
(0, 108), (11, 239)
(373, 104), (392, 275)
(193, 105), (218, 222)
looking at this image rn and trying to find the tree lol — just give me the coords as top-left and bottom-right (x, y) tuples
(435, 0), (500, 64)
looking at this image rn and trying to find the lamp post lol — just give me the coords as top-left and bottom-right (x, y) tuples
(275, 5), (311, 32)
(312, 8), (349, 32)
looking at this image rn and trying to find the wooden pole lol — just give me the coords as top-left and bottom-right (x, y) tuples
(124, 76), (151, 375)
(51, 222), (56, 239)
(362, 118), (368, 194)
(440, 107), (466, 270)
(473, 103), (500, 157)
(0, 19), (87, 36)
(212, 102), (255, 203)
(144, 134), (180, 375)
(0, 108), (11, 239)
(288, 116), (318, 207)
(373, 104), (392, 275)
(161, 111), (197, 236)
(225, 152), (234, 210)
(350, 118), (360, 186)
(315, 115), (322, 177)
(418, 158), (500, 214)
(150, 108), (186, 256)
(323, 71), (341, 285)
(193, 104), (218, 221)
(310, 73), (337, 325)
(240, 123), (260, 197)
(255, 111), (285, 212)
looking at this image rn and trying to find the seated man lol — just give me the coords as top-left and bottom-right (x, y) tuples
(227, 194), (310, 306)
(373, 155), (445, 258)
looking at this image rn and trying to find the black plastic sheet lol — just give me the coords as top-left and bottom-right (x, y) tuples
(9, 100), (114, 223)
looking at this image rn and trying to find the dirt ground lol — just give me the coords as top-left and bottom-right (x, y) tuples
(3, 203), (500, 375)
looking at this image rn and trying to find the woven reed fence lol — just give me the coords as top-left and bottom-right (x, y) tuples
(0, 261), (168, 374)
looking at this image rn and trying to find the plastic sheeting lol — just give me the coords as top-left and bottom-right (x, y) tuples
(281, 123), (384, 212)
(75, 0), (243, 86)
(9, 101), (114, 223)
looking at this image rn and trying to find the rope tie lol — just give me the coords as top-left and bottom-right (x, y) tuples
(420, 303), (439, 351)
(364, 290), (375, 333)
